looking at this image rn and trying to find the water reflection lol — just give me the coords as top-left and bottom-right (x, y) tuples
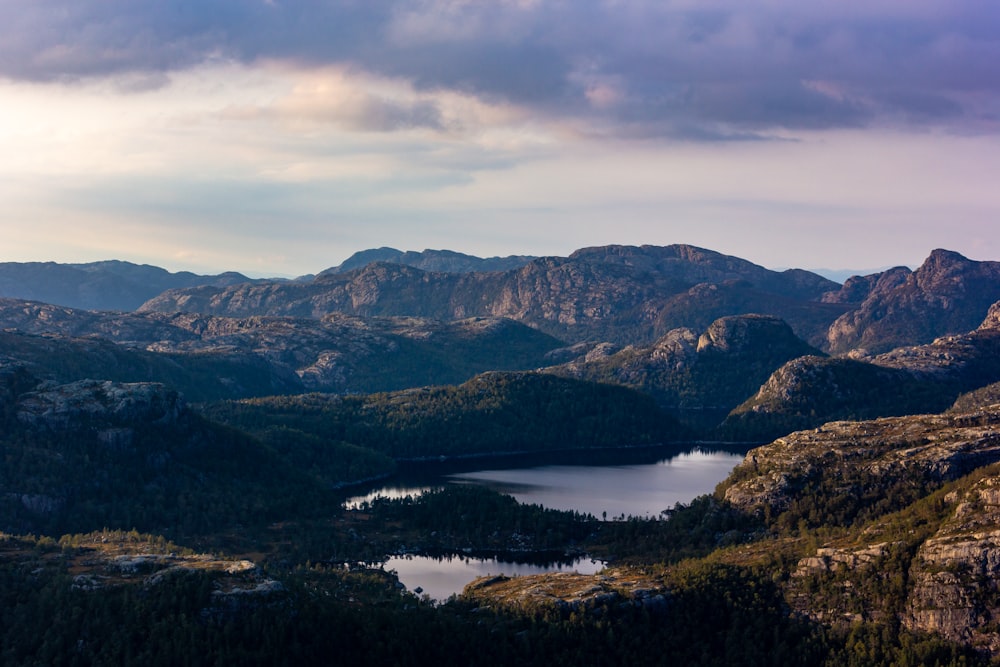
(452, 450), (743, 519)
(385, 553), (604, 603)
(345, 447), (745, 520)
(344, 485), (437, 510)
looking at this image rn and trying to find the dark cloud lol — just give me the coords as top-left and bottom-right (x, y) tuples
(1, 1), (998, 137)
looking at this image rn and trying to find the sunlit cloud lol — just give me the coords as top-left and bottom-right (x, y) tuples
(0, 1), (998, 276)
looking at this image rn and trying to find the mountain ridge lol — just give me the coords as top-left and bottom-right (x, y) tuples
(0, 260), (258, 311)
(139, 244), (846, 346)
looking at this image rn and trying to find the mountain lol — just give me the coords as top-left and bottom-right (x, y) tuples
(140, 244), (845, 346)
(0, 299), (563, 398)
(717, 404), (1000, 656)
(0, 368), (332, 537)
(0, 260), (256, 311)
(542, 314), (821, 431)
(6, 246), (999, 359)
(319, 247), (537, 275)
(719, 301), (1000, 441)
(824, 249), (1000, 355)
(0, 329), (302, 402)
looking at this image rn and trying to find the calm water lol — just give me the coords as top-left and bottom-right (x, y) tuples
(385, 554), (605, 603)
(348, 446), (746, 601)
(346, 447), (745, 520)
(450, 449), (743, 519)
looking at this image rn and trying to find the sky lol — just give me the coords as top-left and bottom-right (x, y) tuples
(1, 0), (999, 278)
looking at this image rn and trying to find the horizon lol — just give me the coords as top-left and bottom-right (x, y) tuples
(0, 242), (938, 284)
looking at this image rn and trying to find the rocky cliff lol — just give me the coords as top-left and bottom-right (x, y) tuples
(722, 304), (1000, 441)
(825, 250), (1000, 355)
(543, 314), (820, 431)
(718, 403), (1000, 657)
(721, 409), (1000, 521)
(0, 299), (563, 398)
(139, 245), (844, 346)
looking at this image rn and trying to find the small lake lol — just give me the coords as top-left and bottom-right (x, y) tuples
(385, 554), (605, 603)
(348, 445), (747, 602)
(346, 446), (746, 520)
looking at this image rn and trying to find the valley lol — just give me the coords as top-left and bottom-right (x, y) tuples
(3, 244), (1000, 665)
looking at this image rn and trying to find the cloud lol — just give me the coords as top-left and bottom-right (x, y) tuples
(0, 0), (998, 140)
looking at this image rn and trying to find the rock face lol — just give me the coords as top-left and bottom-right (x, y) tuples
(139, 245), (844, 346)
(723, 321), (1000, 441)
(825, 250), (1000, 355)
(905, 475), (1000, 655)
(16, 380), (183, 431)
(980, 301), (1000, 331)
(543, 314), (820, 431)
(721, 408), (1000, 519)
(0, 300), (563, 398)
(0, 260), (255, 311)
(741, 406), (1000, 658)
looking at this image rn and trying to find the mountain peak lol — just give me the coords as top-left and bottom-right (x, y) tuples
(319, 248), (536, 277)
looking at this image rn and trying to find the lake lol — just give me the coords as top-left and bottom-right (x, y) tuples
(346, 446), (746, 520)
(384, 553), (606, 603)
(348, 445), (747, 601)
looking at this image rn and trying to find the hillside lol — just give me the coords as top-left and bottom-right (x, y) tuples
(202, 371), (688, 460)
(139, 244), (845, 346)
(0, 299), (563, 397)
(825, 249), (1000, 355)
(0, 260), (256, 311)
(712, 404), (1000, 656)
(0, 367), (337, 538)
(720, 303), (1000, 441)
(543, 314), (821, 431)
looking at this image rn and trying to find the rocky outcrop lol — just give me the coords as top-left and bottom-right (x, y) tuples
(543, 315), (820, 431)
(715, 402), (1000, 656)
(980, 301), (1000, 331)
(723, 322), (1000, 441)
(139, 245), (844, 346)
(950, 384), (1000, 413)
(904, 475), (1000, 655)
(825, 250), (1000, 355)
(16, 380), (183, 431)
(462, 568), (667, 616)
(722, 408), (1000, 519)
(0, 301), (563, 398)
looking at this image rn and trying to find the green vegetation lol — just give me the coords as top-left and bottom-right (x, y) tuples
(719, 357), (960, 442)
(202, 371), (687, 459)
(4, 336), (1000, 664)
(0, 405), (334, 540)
(0, 330), (299, 401)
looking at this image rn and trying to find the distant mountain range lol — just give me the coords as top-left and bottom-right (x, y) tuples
(318, 247), (537, 276)
(3, 243), (1000, 437)
(136, 245), (1000, 356)
(6, 246), (999, 358)
(0, 260), (257, 311)
(139, 245), (847, 347)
